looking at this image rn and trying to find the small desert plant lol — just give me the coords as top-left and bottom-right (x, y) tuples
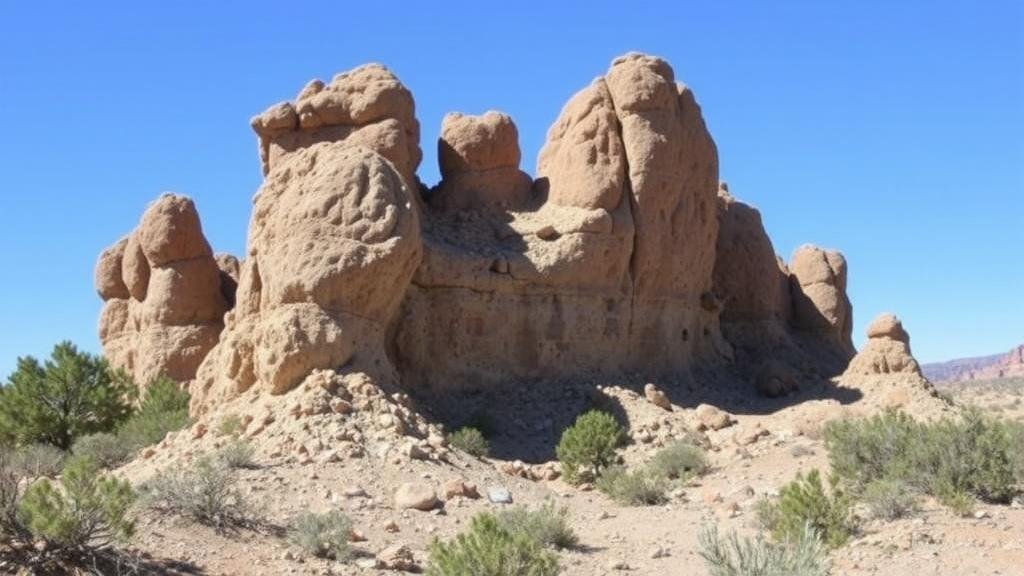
(596, 465), (669, 506)
(73, 432), (132, 469)
(0, 342), (133, 450)
(648, 440), (708, 480)
(862, 478), (917, 520)
(556, 410), (625, 484)
(759, 469), (853, 548)
(9, 443), (66, 478)
(698, 522), (830, 576)
(217, 438), (256, 469)
(142, 454), (253, 530)
(289, 510), (353, 560)
(217, 414), (245, 437)
(496, 500), (577, 549)
(448, 426), (490, 458)
(17, 455), (135, 551)
(117, 375), (191, 452)
(427, 513), (559, 576)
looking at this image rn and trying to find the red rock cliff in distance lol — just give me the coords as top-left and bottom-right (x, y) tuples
(94, 53), (859, 414)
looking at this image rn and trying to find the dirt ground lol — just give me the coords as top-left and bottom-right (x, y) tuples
(72, 374), (1023, 576)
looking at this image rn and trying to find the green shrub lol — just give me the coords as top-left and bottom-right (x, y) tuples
(10, 443), (66, 478)
(825, 408), (1021, 508)
(555, 410), (625, 484)
(142, 454), (253, 530)
(217, 438), (256, 469)
(596, 465), (669, 506)
(289, 510), (352, 560)
(427, 513), (558, 576)
(0, 342), (133, 450)
(448, 427), (490, 458)
(73, 432), (132, 469)
(117, 376), (191, 452)
(217, 414), (244, 437)
(824, 409), (917, 493)
(760, 469), (853, 549)
(648, 440), (708, 481)
(496, 500), (577, 549)
(698, 522), (830, 576)
(862, 478), (917, 520)
(17, 455), (135, 550)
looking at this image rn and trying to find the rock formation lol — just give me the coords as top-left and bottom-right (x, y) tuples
(97, 53), (866, 414)
(846, 313), (920, 376)
(95, 194), (231, 386)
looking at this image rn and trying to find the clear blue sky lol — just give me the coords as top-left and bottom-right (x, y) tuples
(1, 1), (1021, 379)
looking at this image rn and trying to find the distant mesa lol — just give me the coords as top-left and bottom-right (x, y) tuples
(923, 344), (1024, 383)
(95, 52), (931, 417)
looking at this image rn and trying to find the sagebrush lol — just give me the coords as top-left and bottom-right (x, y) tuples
(427, 513), (559, 576)
(289, 510), (352, 559)
(142, 454), (254, 530)
(648, 440), (708, 481)
(73, 432), (132, 469)
(596, 465), (669, 506)
(699, 522), (830, 576)
(825, 408), (1022, 512)
(496, 500), (577, 549)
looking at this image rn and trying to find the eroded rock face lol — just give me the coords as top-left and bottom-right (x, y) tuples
(189, 143), (422, 414)
(95, 194), (231, 386)
(99, 53), (864, 415)
(790, 244), (854, 356)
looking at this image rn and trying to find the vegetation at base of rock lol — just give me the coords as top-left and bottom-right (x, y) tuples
(289, 510), (353, 560)
(217, 414), (245, 437)
(648, 440), (708, 481)
(698, 522), (830, 576)
(17, 455), (135, 550)
(556, 410), (626, 484)
(9, 443), (66, 478)
(496, 500), (578, 549)
(596, 465), (669, 506)
(0, 342), (133, 450)
(141, 454), (254, 530)
(448, 426), (490, 458)
(72, 432), (132, 469)
(217, 438), (256, 469)
(862, 478), (918, 520)
(824, 408), (1022, 512)
(427, 513), (559, 576)
(117, 375), (192, 452)
(757, 469), (854, 549)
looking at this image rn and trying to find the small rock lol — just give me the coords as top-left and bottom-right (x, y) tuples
(384, 520), (400, 533)
(377, 544), (417, 572)
(607, 559), (630, 570)
(644, 383), (672, 411)
(694, 404), (736, 431)
(443, 479), (480, 500)
(487, 486), (513, 504)
(650, 546), (670, 559)
(394, 483), (438, 511)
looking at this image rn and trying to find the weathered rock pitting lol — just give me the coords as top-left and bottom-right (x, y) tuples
(98, 53), (871, 416)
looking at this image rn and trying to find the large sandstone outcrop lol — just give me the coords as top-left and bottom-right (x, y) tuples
(95, 194), (231, 386)
(98, 53), (866, 416)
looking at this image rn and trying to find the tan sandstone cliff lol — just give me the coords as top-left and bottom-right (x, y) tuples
(96, 53), (868, 415)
